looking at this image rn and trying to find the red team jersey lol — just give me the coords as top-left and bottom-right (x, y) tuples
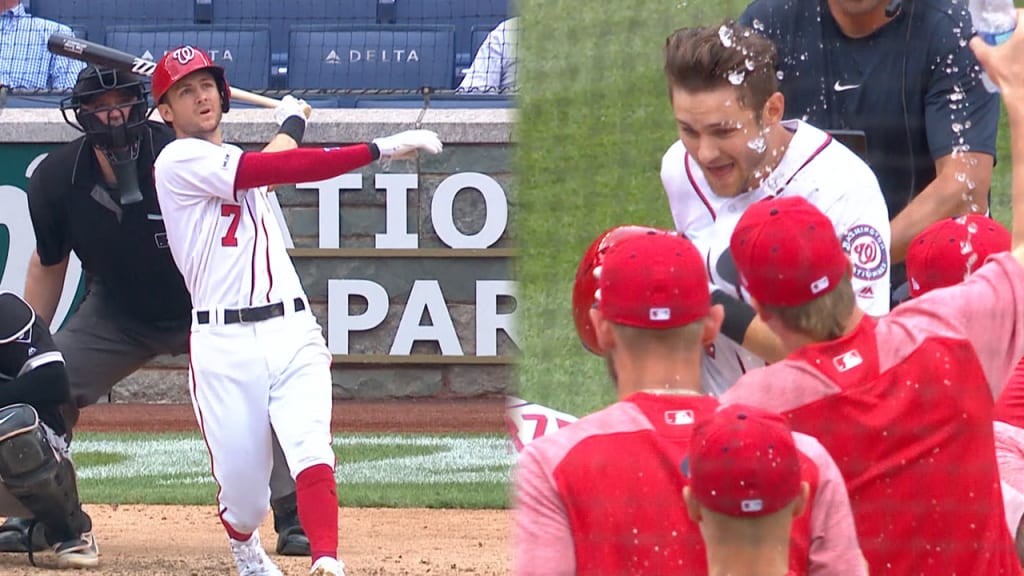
(722, 253), (1024, 575)
(512, 393), (865, 575)
(995, 360), (1024, 429)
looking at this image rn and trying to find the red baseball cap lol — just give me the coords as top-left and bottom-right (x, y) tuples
(573, 226), (673, 355)
(684, 403), (802, 517)
(905, 214), (1010, 298)
(597, 231), (710, 330)
(730, 196), (849, 307)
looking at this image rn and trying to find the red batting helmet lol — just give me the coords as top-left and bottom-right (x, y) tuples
(151, 45), (232, 113)
(572, 225), (674, 355)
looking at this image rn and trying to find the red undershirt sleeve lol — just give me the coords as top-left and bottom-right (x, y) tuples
(233, 143), (378, 191)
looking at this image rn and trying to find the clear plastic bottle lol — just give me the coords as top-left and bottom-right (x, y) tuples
(969, 0), (1018, 93)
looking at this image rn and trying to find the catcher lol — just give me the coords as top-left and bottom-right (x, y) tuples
(0, 291), (98, 568)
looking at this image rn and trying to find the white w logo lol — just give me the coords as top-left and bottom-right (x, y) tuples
(172, 46), (196, 65)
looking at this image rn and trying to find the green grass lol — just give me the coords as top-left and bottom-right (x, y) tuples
(72, 432), (513, 509)
(515, 0), (1018, 417)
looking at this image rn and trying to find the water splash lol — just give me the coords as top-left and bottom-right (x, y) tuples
(747, 136), (767, 153)
(727, 69), (746, 85)
(751, 18), (765, 31)
(776, 70), (785, 81)
(745, 57), (756, 71)
(719, 25), (734, 47)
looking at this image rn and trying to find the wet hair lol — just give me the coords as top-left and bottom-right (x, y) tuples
(664, 19), (779, 115)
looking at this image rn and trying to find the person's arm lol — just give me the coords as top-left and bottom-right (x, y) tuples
(889, 152), (994, 262)
(23, 251), (68, 327)
(712, 289), (786, 363)
(892, 6), (1000, 262)
(512, 448), (575, 576)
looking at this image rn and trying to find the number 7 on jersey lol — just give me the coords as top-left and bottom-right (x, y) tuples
(221, 204), (241, 247)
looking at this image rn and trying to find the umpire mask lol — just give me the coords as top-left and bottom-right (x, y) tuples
(60, 66), (151, 205)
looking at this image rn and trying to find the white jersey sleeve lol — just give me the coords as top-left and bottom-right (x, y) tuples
(806, 146), (892, 317)
(154, 138), (245, 203)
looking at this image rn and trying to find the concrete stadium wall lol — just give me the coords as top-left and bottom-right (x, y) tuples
(0, 108), (516, 403)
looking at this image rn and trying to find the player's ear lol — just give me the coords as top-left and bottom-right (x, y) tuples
(762, 91), (784, 125)
(156, 102), (174, 124)
(589, 308), (615, 353)
(791, 481), (810, 518)
(702, 304), (725, 345)
(683, 486), (703, 523)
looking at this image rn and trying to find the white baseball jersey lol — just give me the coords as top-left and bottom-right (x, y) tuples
(153, 138), (306, 310)
(660, 119), (891, 396)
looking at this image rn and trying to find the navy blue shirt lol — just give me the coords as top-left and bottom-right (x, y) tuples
(740, 0), (1000, 219)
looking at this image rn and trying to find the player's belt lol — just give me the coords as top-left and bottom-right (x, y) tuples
(194, 298), (306, 325)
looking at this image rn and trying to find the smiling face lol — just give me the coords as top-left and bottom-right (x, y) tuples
(671, 84), (784, 198)
(156, 69), (223, 142)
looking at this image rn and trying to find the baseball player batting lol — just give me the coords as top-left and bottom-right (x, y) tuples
(148, 45), (442, 576)
(659, 22), (891, 396)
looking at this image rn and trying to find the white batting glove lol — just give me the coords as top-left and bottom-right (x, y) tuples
(274, 95), (311, 125)
(372, 130), (443, 161)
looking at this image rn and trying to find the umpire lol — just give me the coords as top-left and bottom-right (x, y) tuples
(4, 65), (311, 557)
(0, 292), (98, 568)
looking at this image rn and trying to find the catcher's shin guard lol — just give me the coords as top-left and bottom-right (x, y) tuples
(0, 404), (91, 545)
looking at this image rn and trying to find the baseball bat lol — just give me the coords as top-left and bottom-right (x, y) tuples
(46, 33), (308, 115)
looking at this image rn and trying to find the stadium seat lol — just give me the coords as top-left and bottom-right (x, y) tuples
(353, 94), (514, 108)
(288, 25), (456, 90)
(30, 0), (194, 45)
(210, 0), (378, 60)
(385, 0), (508, 69)
(105, 25), (272, 91)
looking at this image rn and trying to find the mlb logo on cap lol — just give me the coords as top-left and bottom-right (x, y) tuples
(741, 499), (764, 513)
(649, 307), (671, 321)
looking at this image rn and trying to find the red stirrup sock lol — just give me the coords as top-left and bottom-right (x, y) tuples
(296, 463), (339, 563)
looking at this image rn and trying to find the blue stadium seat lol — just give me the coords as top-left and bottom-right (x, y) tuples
(30, 0), (194, 44)
(288, 25), (456, 90)
(210, 0), (378, 59)
(386, 0), (508, 68)
(105, 25), (272, 91)
(469, 25), (492, 61)
(353, 94), (513, 108)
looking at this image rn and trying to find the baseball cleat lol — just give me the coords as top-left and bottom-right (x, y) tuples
(229, 532), (284, 576)
(310, 556), (346, 576)
(53, 532), (99, 569)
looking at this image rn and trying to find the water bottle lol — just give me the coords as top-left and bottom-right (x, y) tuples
(969, 0), (1018, 93)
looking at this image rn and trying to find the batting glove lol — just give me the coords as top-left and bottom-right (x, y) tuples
(274, 95), (311, 125)
(372, 130), (443, 161)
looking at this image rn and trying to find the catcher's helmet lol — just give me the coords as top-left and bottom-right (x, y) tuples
(60, 66), (150, 152)
(572, 225), (675, 356)
(151, 45), (231, 113)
